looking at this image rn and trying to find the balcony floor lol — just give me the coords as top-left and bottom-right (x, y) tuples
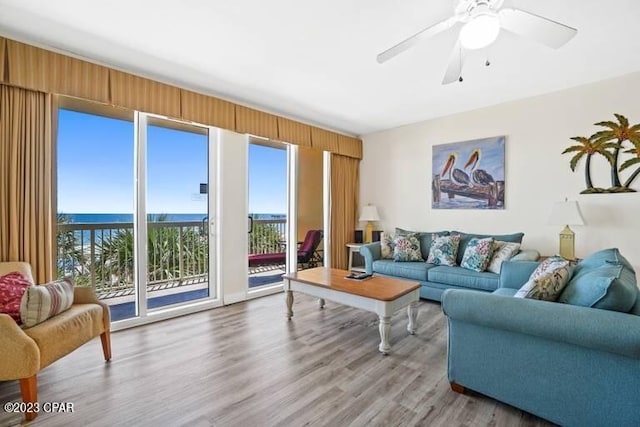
(105, 266), (286, 321)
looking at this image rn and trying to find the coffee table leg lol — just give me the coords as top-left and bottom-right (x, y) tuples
(378, 315), (391, 354)
(286, 290), (294, 320)
(407, 302), (418, 335)
(318, 298), (325, 309)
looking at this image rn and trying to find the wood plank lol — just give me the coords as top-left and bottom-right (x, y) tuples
(0, 293), (554, 427)
(284, 267), (420, 301)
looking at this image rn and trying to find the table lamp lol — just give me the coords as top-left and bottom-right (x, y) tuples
(548, 199), (585, 260)
(359, 205), (380, 243)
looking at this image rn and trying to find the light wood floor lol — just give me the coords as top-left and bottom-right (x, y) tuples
(0, 293), (554, 427)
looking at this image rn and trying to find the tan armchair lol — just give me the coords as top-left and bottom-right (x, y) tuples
(0, 262), (111, 421)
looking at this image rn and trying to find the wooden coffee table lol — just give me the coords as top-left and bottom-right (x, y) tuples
(282, 267), (420, 354)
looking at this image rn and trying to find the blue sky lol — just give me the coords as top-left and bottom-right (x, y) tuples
(57, 109), (286, 214)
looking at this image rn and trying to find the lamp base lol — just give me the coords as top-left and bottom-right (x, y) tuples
(364, 222), (374, 243)
(559, 225), (576, 261)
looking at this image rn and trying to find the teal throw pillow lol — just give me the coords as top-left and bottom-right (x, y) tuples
(460, 237), (495, 272)
(558, 262), (638, 313)
(426, 234), (461, 266)
(393, 235), (423, 262)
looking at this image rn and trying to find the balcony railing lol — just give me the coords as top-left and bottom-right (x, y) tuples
(57, 218), (286, 298)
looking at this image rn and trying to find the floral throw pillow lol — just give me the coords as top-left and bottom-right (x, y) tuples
(426, 234), (461, 266)
(393, 235), (423, 262)
(0, 272), (31, 323)
(514, 256), (574, 301)
(380, 232), (395, 259)
(486, 241), (521, 274)
(460, 237), (495, 272)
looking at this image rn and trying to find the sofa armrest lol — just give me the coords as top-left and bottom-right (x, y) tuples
(74, 287), (111, 329)
(510, 249), (540, 261)
(359, 242), (381, 275)
(499, 260), (539, 289)
(0, 314), (40, 380)
(442, 289), (640, 359)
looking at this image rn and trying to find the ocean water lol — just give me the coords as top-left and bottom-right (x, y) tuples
(59, 213), (286, 223)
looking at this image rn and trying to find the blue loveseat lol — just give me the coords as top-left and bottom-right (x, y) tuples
(359, 230), (539, 301)
(442, 249), (640, 427)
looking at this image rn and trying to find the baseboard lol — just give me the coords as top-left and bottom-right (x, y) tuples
(223, 291), (246, 305)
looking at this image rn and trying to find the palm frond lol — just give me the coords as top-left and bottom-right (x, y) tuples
(562, 145), (584, 154)
(619, 157), (640, 171)
(599, 150), (616, 165)
(591, 130), (615, 142)
(569, 152), (585, 171)
(614, 113), (629, 128)
(594, 120), (619, 130)
(569, 136), (591, 144)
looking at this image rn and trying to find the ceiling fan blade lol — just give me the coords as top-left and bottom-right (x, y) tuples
(377, 16), (458, 64)
(498, 8), (577, 49)
(442, 40), (465, 85)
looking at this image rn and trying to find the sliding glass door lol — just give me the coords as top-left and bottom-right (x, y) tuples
(57, 101), (217, 326)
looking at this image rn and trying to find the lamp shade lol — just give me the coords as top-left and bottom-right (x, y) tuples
(548, 200), (585, 226)
(359, 205), (380, 222)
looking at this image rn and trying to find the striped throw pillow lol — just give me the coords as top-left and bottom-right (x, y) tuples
(20, 278), (75, 327)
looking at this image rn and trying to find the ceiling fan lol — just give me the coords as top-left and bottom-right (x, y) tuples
(376, 0), (577, 84)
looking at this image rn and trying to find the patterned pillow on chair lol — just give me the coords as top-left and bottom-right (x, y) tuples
(20, 278), (75, 327)
(460, 237), (495, 272)
(0, 272), (31, 323)
(426, 234), (461, 266)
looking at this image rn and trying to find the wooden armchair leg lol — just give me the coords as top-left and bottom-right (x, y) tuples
(101, 330), (112, 361)
(450, 382), (466, 394)
(20, 375), (38, 421)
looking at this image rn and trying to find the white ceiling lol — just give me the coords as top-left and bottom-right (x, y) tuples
(1, 0), (639, 136)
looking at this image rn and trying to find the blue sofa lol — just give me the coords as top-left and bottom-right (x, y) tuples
(359, 230), (539, 301)
(442, 252), (640, 427)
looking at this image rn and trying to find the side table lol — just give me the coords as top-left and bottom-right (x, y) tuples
(346, 243), (366, 272)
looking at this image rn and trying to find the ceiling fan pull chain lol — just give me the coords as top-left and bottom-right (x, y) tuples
(458, 45), (464, 82)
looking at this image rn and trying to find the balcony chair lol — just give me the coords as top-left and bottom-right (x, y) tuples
(0, 262), (111, 421)
(248, 229), (323, 269)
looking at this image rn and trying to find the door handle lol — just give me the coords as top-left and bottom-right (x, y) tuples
(248, 216), (253, 234)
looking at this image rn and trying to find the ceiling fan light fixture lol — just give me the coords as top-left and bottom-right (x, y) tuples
(459, 13), (500, 50)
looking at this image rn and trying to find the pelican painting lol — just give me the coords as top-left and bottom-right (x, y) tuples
(464, 149), (495, 186)
(441, 153), (471, 186)
(432, 136), (505, 210)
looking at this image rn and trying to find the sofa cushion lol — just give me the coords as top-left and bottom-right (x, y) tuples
(558, 262), (638, 313)
(487, 241), (521, 274)
(428, 266), (499, 291)
(417, 231), (450, 261)
(452, 231), (524, 265)
(427, 234), (461, 266)
(20, 278), (75, 327)
(0, 272), (31, 323)
(372, 260), (432, 281)
(24, 303), (104, 369)
(460, 237), (495, 272)
(514, 256), (573, 301)
(393, 234), (423, 262)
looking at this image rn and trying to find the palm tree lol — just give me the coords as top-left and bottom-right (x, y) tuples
(620, 134), (640, 188)
(562, 135), (616, 193)
(591, 113), (640, 191)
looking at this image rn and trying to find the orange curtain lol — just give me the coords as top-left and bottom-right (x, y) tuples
(0, 37), (6, 83)
(311, 126), (339, 153)
(330, 154), (359, 269)
(0, 85), (54, 283)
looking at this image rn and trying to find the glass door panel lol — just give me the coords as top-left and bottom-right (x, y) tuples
(145, 117), (211, 309)
(247, 141), (288, 290)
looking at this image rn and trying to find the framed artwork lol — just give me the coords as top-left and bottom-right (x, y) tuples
(432, 136), (505, 209)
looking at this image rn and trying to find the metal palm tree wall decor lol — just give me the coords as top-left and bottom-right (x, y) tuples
(563, 114), (640, 193)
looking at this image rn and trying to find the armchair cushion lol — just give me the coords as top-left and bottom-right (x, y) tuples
(20, 278), (75, 327)
(0, 272), (31, 322)
(24, 303), (104, 369)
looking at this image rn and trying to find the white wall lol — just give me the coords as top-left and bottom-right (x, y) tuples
(360, 72), (640, 270)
